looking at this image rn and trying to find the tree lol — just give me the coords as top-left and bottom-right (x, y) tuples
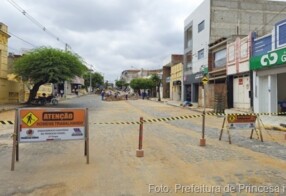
(150, 74), (161, 101)
(83, 71), (104, 91)
(13, 47), (87, 103)
(130, 78), (154, 95)
(115, 80), (129, 90)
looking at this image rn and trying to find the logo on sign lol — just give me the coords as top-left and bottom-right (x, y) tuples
(261, 53), (278, 66)
(26, 129), (34, 136)
(22, 112), (38, 127)
(72, 128), (83, 136)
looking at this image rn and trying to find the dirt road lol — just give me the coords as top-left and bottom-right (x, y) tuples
(0, 95), (286, 195)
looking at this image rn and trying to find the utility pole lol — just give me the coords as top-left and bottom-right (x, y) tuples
(89, 69), (93, 94)
(200, 76), (208, 146)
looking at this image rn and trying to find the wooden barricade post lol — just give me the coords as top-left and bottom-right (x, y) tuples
(136, 117), (144, 157)
(219, 113), (263, 144)
(200, 76), (208, 146)
(11, 110), (18, 171)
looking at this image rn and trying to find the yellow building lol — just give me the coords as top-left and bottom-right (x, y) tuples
(0, 22), (18, 103)
(1, 23), (53, 103)
(0, 23), (29, 103)
(3, 22), (85, 103)
(170, 63), (183, 101)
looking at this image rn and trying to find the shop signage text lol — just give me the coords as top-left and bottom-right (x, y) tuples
(250, 48), (286, 70)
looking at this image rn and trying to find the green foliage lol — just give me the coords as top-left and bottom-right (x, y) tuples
(150, 74), (161, 85)
(14, 47), (87, 84)
(115, 80), (129, 89)
(130, 78), (155, 91)
(13, 47), (87, 103)
(83, 71), (104, 89)
(150, 74), (162, 101)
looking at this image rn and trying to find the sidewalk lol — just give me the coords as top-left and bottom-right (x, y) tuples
(0, 94), (80, 113)
(150, 98), (286, 132)
(0, 103), (23, 112)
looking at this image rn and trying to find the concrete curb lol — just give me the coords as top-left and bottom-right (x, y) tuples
(0, 105), (24, 113)
(151, 99), (286, 132)
(264, 125), (286, 132)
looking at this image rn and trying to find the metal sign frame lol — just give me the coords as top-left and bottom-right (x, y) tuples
(11, 107), (89, 171)
(219, 114), (263, 144)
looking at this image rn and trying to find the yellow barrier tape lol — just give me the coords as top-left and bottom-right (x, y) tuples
(206, 112), (286, 116)
(1, 112), (285, 125)
(97, 121), (141, 125)
(0, 120), (14, 125)
(94, 114), (203, 125)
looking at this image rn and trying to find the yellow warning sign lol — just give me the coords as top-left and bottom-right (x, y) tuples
(22, 112), (38, 127)
(202, 76), (208, 85)
(227, 115), (236, 123)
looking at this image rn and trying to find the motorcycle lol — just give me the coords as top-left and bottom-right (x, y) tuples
(31, 95), (59, 105)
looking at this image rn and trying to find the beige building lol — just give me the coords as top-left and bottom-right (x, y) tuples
(0, 23), (22, 103)
(170, 63), (183, 101)
(1, 23), (53, 103)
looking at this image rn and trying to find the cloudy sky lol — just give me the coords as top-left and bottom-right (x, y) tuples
(1, 0), (204, 82)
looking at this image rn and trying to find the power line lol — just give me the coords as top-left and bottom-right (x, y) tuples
(7, 0), (66, 46)
(6, 0), (95, 68)
(255, 1), (286, 33)
(8, 31), (37, 48)
(8, 46), (20, 53)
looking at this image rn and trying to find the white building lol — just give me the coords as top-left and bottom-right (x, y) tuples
(183, 0), (286, 106)
(251, 19), (286, 113)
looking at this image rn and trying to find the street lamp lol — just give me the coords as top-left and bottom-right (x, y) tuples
(90, 72), (92, 93)
(89, 69), (93, 94)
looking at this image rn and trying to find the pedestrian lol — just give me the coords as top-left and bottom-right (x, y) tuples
(60, 89), (64, 98)
(125, 92), (128, 100)
(142, 91), (146, 100)
(101, 90), (105, 100)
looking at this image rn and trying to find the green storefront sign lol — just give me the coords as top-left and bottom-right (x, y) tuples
(250, 47), (286, 70)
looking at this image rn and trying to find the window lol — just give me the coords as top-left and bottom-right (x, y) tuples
(240, 41), (248, 59)
(185, 51), (193, 70)
(198, 49), (204, 60)
(278, 22), (286, 47)
(214, 49), (226, 68)
(186, 27), (193, 49)
(198, 20), (205, 33)
(227, 45), (235, 63)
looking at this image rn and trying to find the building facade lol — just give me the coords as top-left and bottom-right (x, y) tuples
(170, 63), (183, 101)
(162, 65), (171, 98)
(205, 37), (227, 109)
(161, 54), (183, 99)
(251, 19), (286, 113)
(183, 0), (286, 105)
(226, 34), (253, 110)
(120, 68), (162, 96)
(0, 23), (24, 103)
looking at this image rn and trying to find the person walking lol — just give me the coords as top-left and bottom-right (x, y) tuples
(60, 89), (64, 98)
(125, 92), (128, 100)
(101, 90), (105, 100)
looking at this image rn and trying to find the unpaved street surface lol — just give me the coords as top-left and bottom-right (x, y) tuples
(0, 95), (286, 195)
